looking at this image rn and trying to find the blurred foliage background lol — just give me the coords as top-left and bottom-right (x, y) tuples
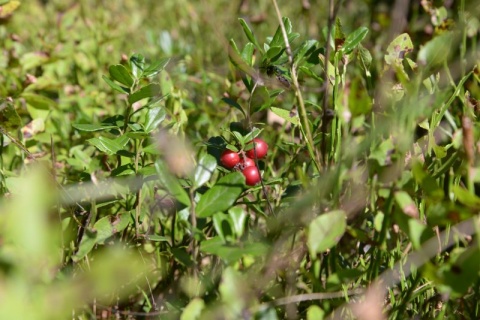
(1, 0), (480, 319)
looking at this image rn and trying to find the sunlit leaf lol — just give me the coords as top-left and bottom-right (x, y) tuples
(196, 172), (245, 218)
(342, 27), (369, 54)
(73, 212), (132, 261)
(238, 18), (262, 53)
(109, 64), (134, 87)
(143, 58), (170, 78)
(102, 75), (130, 94)
(155, 160), (191, 207)
(308, 210), (346, 255)
(385, 33), (413, 66)
(128, 83), (162, 105)
(0, 1), (20, 18)
(144, 106), (166, 133)
(193, 153), (217, 189)
(87, 135), (129, 155)
(270, 106), (299, 125)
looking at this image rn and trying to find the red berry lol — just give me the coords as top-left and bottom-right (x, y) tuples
(220, 149), (240, 169)
(245, 138), (268, 159)
(242, 166), (261, 186)
(240, 157), (255, 169)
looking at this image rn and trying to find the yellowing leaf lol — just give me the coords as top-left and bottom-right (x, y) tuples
(0, 1), (20, 19)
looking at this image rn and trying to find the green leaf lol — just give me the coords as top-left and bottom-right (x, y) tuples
(200, 237), (269, 263)
(417, 32), (455, 70)
(270, 106), (300, 125)
(222, 98), (246, 118)
(294, 40), (318, 65)
(238, 18), (262, 53)
(196, 172), (245, 218)
(385, 33), (413, 66)
(251, 86), (271, 113)
(270, 17), (292, 48)
(111, 164), (135, 177)
(442, 246), (480, 296)
(287, 32), (300, 45)
(22, 92), (57, 110)
(232, 131), (245, 146)
(229, 38), (242, 57)
(143, 58), (170, 78)
(147, 235), (170, 242)
(19, 52), (49, 71)
(73, 212), (132, 261)
(0, 99), (21, 132)
(243, 128), (262, 143)
(307, 305), (325, 320)
(357, 44), (372, 77)
(159, 70), (173, 96)
(411, 161), (444, 201)
(171, 247), (194, 267)
(308, 210), (347, 255)
(72, 123), (118, 132)
(342, 27), (369, 54)
(108, 64), (134, 87)
(129, 53), (145, 78)
(318, 54), (336, 85)
(283, 17), (293, 34)
(144, 106), (166, 133)
(407, 218), (427, 249)
(228, 207), (247, 238)
(155, 160), (191, 207)
(265, 46), (284, 63)
(394, 191), (419, 218)
(180, 298), (205, 320)
(139, 165), (157, 177)
(369, 138), (394, 166)
(102, 75), (130, 94)
(126, 131), (150, 139)
(213, 212), (230, 243)
(298, 66), (324, 82)
(143, 143), (161, 155)
(87, 135), (129, 155)
(241, 42), (255, 66)
(452, 185), (480, 208)
(193, 153), (217, 190)
(128, 83), (162, 105)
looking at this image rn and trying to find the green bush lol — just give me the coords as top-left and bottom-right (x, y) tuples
(1, 1), (480, 319)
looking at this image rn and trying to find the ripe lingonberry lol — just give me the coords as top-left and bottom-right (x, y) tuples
(242, 166), (261, 186)
(245, 138), (268, 159)
(240, 157), (255, 169)
(220, 149), (240, 169)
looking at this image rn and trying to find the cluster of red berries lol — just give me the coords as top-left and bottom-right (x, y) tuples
(220, 138), (268, 186)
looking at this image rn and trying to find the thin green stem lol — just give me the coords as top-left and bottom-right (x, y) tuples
(270, 0), (321, 174)
(134, 139), (144, 238)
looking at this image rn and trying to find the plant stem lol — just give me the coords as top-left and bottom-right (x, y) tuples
(134, 139), (144, 238)
(270, 0), (321, 174)
(189, 187), (198, 275)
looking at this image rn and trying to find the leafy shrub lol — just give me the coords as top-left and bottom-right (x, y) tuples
(1, 1), (480, 319)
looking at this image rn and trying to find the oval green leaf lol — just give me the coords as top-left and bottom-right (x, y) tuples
(196, 172), (245, 218)
(109, 64), (134, 87)
(144, 106), (166, 133)
(155, 160), (191, 207)
(128, 83), (162, 105)
(308, 210), (346, 255)
(73, 212), (132, 261)
(342, 27), (369, 54)
(193, 153), (217, 190)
